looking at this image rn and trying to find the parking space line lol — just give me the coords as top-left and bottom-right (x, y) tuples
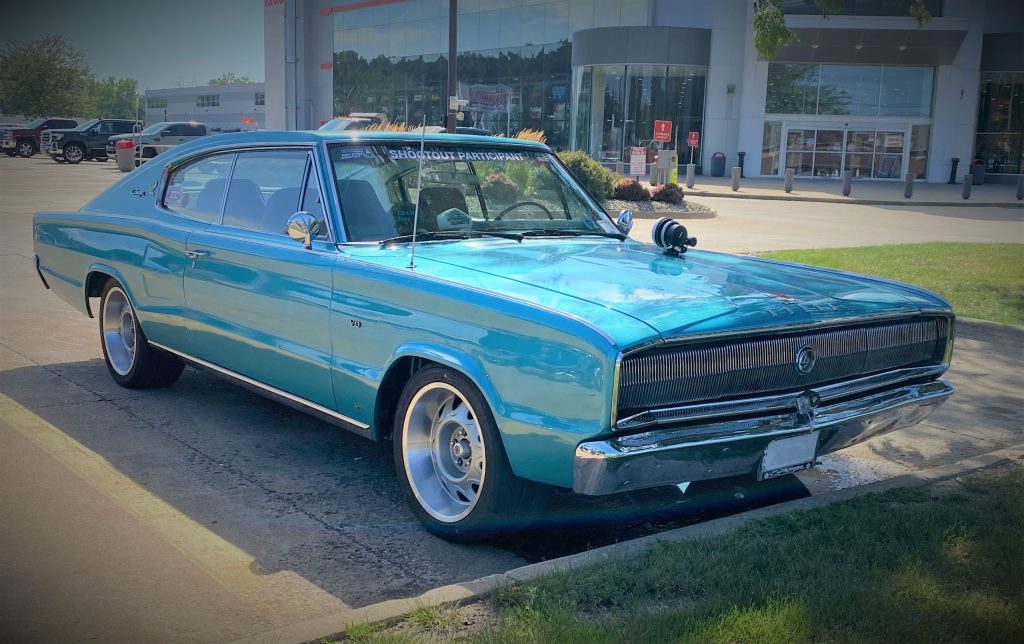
(0, 392), (349, 615)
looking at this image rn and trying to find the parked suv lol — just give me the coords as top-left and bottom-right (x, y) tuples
(2, 117), (79, 157)
(105, 121), (208, 160)
(46, 118), (141, 164)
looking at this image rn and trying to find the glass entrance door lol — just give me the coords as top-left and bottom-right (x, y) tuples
(784, 126), (908, 179)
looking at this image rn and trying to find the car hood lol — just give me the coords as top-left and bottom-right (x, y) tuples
(349, 239), (949, 348)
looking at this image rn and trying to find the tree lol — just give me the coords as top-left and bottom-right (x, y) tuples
(0, 35), (92, 117)
(753, 0), (933, 60)
(208, 73), (252, 85)
(85, 76), (140, 119)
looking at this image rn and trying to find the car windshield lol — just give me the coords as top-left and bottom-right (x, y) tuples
(26, 118), (46, 129)
(74, 118), (100, 130)
(328, 143), (617, 243)
(142, 122), (169, 135)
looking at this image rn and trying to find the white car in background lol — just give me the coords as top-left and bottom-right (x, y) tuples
(105, 121), (209, 161)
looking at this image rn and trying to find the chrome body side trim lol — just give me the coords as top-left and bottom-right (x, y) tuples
(574, 379), (953, 495)
(149, 341), (370, 432)
(615, 364), (948, 431)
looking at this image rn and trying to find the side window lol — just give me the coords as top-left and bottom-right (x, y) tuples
(300, 163), (328, 239)
(97, 121), (115, 135)
(163, 153), (235, 222)
(187, 125), (207, 137)
(114, 122), (136, 134)
(165, 125), (184, 136)
(222, 150), (308, 234)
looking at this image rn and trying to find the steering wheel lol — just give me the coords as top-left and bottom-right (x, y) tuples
(494, 200), (553, 221)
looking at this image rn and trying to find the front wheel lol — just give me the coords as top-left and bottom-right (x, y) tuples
(17, 140), (35, 157)
(394, 366), (548, 541)
(99, 280), (184, 388)
(63, 143), (85, 164)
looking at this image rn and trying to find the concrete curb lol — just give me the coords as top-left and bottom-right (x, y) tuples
(235, 444), (1024, 644)
(683, 190), (1024, 209)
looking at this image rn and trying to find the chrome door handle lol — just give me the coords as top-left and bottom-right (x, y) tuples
(186, 250), (209, 260)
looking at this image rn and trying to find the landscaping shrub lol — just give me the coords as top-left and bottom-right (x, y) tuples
(612, 177), (651, 201)
(481, 172), (519, 203)
(558, 150), (616, 201)
(651, 182), (684, 204)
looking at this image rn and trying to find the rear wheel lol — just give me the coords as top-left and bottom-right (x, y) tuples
(394, 366), (548, 541)
(63, 143), (85, 164)
(99, 280), (184, 388)
(16, 139), (35, 157)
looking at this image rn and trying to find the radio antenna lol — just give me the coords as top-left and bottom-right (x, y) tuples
(408, 115), (428, 269)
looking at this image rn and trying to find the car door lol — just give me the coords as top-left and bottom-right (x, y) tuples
(182, 148), (339, 410)
(92, 121), (115, 154)
(163, 124), (189, 145)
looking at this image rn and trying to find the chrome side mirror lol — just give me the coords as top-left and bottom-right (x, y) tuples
(287, 212), (319, 249)
(616, 209), (633, 235)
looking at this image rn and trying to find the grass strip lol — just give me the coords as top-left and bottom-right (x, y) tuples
(474, 467), (1024, 643)
(759, 243), (1024, 326)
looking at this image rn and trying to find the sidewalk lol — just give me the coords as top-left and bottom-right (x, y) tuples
(667, 174), (1024, 207)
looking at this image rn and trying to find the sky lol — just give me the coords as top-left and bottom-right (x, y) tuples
(0, 0), (265, 91)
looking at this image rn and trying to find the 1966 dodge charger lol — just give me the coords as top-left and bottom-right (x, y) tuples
(33, 131), (955, 540)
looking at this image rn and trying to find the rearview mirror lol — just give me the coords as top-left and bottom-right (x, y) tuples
(287, 212), (320, 249)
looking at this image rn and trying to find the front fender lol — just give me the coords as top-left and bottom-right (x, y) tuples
(385, 341), (504, 418)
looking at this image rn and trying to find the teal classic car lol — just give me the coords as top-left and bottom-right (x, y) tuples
(33, 131), (955, 540)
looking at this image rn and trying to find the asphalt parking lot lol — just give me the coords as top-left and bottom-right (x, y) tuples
(1, 154), (1022, 641)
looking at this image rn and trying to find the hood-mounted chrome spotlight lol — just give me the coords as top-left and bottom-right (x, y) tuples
(652, 217), (697, 256)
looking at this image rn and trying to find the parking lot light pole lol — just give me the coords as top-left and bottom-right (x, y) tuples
(447, 0), (458, 133)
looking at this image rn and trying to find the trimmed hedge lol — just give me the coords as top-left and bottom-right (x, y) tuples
(651, 182), (684, 204)
(612, 177), (651, 201)
(558, 151), (616, 201)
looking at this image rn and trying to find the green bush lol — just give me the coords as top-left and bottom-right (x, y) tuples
(651, 182), (684, 204)
(612, 177), (651, 201)
(558, 151), (616, 201)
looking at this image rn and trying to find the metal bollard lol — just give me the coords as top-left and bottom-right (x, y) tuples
(737, 151), (746, 178)
(903, 173), (915, 198)
(948, 158), (960, 184)
(784, 167), (795, 193)
(962, 174), (972, 199)
(686, 163), (695, 189)
(842, 170), (852, 196)
(1017, 174), (1024, 200)
(731, 167), (741, 191)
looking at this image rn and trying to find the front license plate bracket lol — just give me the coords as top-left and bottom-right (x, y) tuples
(759, 431), (819, 481)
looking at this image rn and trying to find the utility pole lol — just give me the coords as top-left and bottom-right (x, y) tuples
(446, 0), (458, 133)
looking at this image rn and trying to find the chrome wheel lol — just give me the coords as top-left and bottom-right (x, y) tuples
(402, 382), (486, 523)
(17, 141), (34, 157)
(64, 144), (83, 163)
(101, 286), (137, 376)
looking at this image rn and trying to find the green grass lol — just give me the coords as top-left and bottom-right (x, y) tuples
(758, 243), (1024, 326)
(475, 467), (1024, 643)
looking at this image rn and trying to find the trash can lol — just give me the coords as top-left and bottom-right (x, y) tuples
(710, 151), (726, 177)
(969, 159), (986, 186)
(115, 140), (135, 173)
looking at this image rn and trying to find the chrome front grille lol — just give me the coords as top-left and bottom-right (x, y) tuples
(618, 316), (950, 415)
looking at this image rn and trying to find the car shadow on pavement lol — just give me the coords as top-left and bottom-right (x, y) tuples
(11, 351), (1015, 604)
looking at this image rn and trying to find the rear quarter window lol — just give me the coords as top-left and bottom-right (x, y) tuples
(163, 153), (235, 223)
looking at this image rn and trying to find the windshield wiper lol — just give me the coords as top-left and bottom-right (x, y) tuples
(379, 230), (524, 245)
(519, 228), (627, 241)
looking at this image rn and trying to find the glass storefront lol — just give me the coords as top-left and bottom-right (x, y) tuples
(332, 0), (649, 151)
(570, 65), (706, 166)
(975, 72), (1024, 175)
(779, 0), (943, 17)
(764, 63), (934, 179)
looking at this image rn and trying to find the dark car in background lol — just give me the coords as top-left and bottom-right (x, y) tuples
(105, 121), (209, 160)
(2, 117), (79, 157)
(45, 118), (141, 164)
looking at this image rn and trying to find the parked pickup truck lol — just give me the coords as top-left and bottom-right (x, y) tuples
(45, 118), (141, 163)
(2, 117), (79, 157)
(105, 121), (208, 160)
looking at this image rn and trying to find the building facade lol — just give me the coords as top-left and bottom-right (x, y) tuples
(144, 82), (266, 132)
(265, 0), (1023, 182)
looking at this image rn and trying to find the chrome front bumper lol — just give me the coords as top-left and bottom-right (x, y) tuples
(1, 140), (14, 149)
(573, 379), (953, 495)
